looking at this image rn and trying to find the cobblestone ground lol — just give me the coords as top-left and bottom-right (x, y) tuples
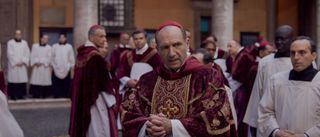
(10, 106), (70, 137)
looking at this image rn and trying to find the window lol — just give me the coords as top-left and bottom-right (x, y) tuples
(240, 32), (260, 47)
(99, 0), (125, 27)
(99, 0), (134, 32)
(200, 16), (212, 42)
(39, 27), (73, 46)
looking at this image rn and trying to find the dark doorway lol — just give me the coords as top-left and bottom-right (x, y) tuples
(240, 32), (260, 47)
(298, 0), (316, 39)
(200, 16), (212, 42)
(39, 27), (73, 46)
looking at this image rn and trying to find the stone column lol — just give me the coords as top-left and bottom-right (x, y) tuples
(267, 0), (276, 43)
(0, 0), (17, 72)
(17, 0), (32, 44)
(212, 0), (233, 51)
(73, 0), (98, 50)
(316, 0), (320, 67)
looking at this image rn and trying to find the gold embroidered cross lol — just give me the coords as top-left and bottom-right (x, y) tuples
(158, 99), (180, 118)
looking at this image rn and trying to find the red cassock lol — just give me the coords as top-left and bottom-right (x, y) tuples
(226, 56), (234, 74)
(110, 45), (132, 74)
(231, 49), (257, 137)
(245, 44), (259, 58)
(216, 48), (229, 59)
(209, 62), (229, 87)
(69, 45), (119, 137)
(121, 57), (237, 137)
(0, 71), (7, 95)
(117, 47), (162, 80)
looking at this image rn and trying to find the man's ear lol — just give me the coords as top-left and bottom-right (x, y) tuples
(88, 35), (93, 42)
(312, 51), (317, 60)
(186, 38), (190, 49)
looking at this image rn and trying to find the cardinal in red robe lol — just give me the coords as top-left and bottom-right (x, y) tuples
(121, 21), (237, 137)
(69, 25), (119, 137)
(0, 71), (7, 95)
(228, 40), (257, 137)
(110, 32), (132, 74)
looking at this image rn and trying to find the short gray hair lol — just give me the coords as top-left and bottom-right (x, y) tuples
(88, 25), (105, 38)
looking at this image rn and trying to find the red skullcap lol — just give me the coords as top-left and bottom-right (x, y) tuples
(259, 40), (270, 47)
(158, 20), (183, 31)
(89, 24), (104, 30)
(120, 32), (128, 35)
(258, 35), (264, 41)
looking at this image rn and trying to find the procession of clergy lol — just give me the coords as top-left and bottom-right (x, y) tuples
(1, 20), (319, 137)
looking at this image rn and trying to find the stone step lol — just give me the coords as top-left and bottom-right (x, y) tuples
(8, 98), (71, 110)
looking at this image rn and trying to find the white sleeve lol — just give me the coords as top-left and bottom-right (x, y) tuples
(30, 44), (38, 66)
(68, 45), (75, 69)
(101, 92), (116, 108)
(120, 76), (130, 86)
(272, 129), (280, 137)
(137, 122), (148, 137)
(171, 119), (191, 137)
(119, 76), (131, 95)
(87, 93), (111, 137)
(243, 64), (264, 127)
(51, 45), (57, 67)
(22, 41), (30, 66)
(305, 123), (320, 137)
(224, 85), (237, 129)
(258, 76), (279, 137)
(137, 120), (191, 137)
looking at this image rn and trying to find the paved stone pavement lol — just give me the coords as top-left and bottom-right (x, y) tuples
(9, 99), (71, 137)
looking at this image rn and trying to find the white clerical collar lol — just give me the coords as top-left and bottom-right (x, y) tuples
(39, 43), (49, 47)
(214, 47), (220, 59)
(256, 56), (261, 62)
(58, 43), (68, 46)
(84, 40), (96, 48)
(136, 44), (148, 55)
(119, 43), (130, 48)
(237, 47), (244, 54)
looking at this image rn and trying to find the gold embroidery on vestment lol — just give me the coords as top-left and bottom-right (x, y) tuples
(122, 92), (139, 111)
(140, 95), (151, 106)
(200, 111), (230, 135)
(151, 75), (191, 119)
(188, 94), (203, 105)
(120, 110), (127, 123)
(202, 91), (222, 110)
(208, 82), (225, 92)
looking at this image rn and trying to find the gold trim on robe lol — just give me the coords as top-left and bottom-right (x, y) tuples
(122, 91), (140, 111)
(199, 86), (235, 135)
(151, 75), (192, 119)
(200, 111), (231, 135)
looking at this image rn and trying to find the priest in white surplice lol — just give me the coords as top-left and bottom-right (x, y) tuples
(51, 33), (75, 98)
(258, 36), (320, 137)
(244, 25), (294, 137)
(30, 34), (52, 98)
(7, 30), (30, 100)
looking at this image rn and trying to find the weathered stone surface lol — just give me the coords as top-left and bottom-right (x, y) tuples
(73, 0), (98, 50)
(212, 0), (233, 50)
